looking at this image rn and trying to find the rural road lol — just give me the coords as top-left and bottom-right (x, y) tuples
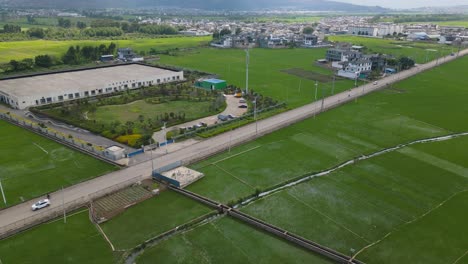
(1, 49), (467, 237)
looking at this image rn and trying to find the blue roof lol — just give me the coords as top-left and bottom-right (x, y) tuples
(204, 79), (226, 84)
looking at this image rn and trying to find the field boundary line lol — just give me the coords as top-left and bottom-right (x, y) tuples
(212, 145), (261, 165)
(213, 164), (255, 189)
(350, 189), (468, 261)
(325, 176), (408, 224)
(287, 192), (370, 243)
(33, 142), (49, 154)
(95, 223), (115, 251)
(46, 208), (88, 225)
(452, 249), (468, 264)
(209, 222), (254, 263)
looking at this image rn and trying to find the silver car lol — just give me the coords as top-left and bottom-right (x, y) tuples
(31, 199), (50, 211)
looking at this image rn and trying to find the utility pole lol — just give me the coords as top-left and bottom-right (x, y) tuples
(150, 138), (154, 175)
(163, 122), (168, 154)
(62, 186), (66, 224)
(332, 75), (335, 95)
(320, 85), (325, 112)
(245, 48), (250, 95)
(0, 179), (6, 205)
(254, 96), (258, 136)
(314, 81), (318, 101)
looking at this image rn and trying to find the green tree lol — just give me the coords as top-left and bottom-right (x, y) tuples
(58, 18), (72, 28)
(3, 24), (21, 33)
(219, 28), (231, 36)
(76, 21), (87, 29)
(35, 54), (54, 68)
(28, 28), (45, 38)
(303, 26), (314, 34)
(235, 27), (242, 35)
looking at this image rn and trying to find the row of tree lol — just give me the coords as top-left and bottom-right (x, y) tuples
(1, 42), (117, 72)
(62, 43), (117, 65)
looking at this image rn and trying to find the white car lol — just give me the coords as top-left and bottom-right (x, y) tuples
(373, 81), (378, 85)
(31, 199), (50, 211)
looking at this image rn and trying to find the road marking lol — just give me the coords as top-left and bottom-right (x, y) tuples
(33, 142), (48, 154)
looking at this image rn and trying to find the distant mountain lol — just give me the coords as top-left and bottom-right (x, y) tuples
(0, 0), (388, 12)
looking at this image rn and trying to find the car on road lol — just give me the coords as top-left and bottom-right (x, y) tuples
(238, 105), (248, 109)
(32, 199), (50, 211)
(218, 114), (229, 121)
(239, 99), (246, 103)
(373, 81), (378, 85)
(228, 114), (237, 119)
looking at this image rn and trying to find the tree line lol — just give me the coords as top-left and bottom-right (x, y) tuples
(0, 42), (117, 73)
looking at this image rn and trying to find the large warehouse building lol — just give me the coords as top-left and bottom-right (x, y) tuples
(0, 64), (184, 109)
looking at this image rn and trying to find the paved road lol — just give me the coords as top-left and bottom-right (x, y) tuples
(0, 50), (466, 237)
(152, 94), (248, 144)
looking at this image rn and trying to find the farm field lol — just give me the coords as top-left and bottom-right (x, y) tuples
(0, 36), (211, 63)
(136, 216), (331, 264)
(187, 56), (468, 204)
(241, 135), (468, 260)
(160, 48), (363, 108)
(100, 190), (213, 250)
(0, 120), (117, 208)
(0, 210), (114, 264)
(328, 35), (454, 63)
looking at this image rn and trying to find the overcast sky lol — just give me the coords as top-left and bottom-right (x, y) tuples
(337, 0), (468, 8)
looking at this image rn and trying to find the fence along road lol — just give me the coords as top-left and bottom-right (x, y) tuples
(0, 49), (467, 238)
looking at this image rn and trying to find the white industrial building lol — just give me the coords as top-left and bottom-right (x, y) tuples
(0, 64), (184, 109)
(348, 24), (404, 37)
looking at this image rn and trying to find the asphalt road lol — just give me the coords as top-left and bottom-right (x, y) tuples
(0, 50), (466, 237)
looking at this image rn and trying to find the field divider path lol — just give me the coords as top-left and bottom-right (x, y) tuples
(213, 163), (255, 189)
(0, 50), (467, 240)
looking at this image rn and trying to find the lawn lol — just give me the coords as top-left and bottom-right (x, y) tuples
(328, 35), (454, 63)
(187, 56), (468, 203)
(90, 100), (214, 125)
(136, 216), (331, 264)
(0, 210), (114, 264)
(160, 48), (362, 108)
(0, 36), (211, 63)
(100, 190), (213, 250)
(0, 120), (117, 207)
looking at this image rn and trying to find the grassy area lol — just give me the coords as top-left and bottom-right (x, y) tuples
(100, 190), (212, 250)
(328, 35), (454, 63)
(242, 136), (468, 258)
(0, 36), (211, 63)
(90, 100), (214, 125)
(136, 216), (331, 264)
(160, 48), (363, 108)
(0, 210), (114, 264)
(0, 120), (117, 208)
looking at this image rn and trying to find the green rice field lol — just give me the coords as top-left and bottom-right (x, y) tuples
(0, 120), (117, 207)
(0, 210), (114, 264)
(0, 36), (211, 63)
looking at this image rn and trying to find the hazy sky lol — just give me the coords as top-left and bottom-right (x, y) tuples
(337, 0), (468, 8)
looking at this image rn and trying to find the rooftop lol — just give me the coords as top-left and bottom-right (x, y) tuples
(0, 64), (180, 98)
(204, 79), (226, 84)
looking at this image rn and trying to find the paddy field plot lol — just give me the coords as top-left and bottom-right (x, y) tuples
(100, 190), (213, 250)
(241, 135), (468, 262)
(0, 120), (117, 207)
(136, 216), (332, 264)
(0, 210), (114, 264)
(0, 36), (211, 64)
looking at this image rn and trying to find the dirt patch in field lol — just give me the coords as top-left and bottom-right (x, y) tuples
(281, 68), (335, 82)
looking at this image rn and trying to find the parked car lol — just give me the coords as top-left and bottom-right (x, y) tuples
(238, 105), (248, 109)
(373, 81), (378, 85)
(239, 99), (246, 103)
(218, 114), (229, 121)
(32, 199), (50, 211)
(228, 114), (236, 119)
